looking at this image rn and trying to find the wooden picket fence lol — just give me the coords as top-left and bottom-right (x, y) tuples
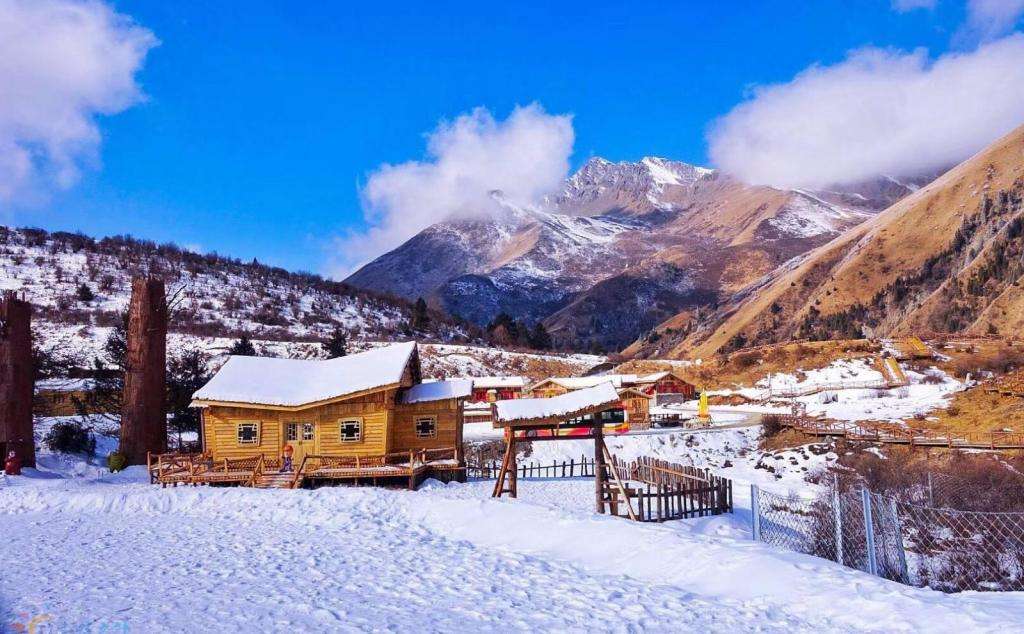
(469, 453), (733, 522)
(605, 456), (733, 522)
(467, 455), (596, 480)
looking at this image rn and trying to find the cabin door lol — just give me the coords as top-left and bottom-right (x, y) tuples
(283, 422), (316, 469)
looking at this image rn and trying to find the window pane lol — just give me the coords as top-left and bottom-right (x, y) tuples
(415, 417), (436, 438)
(238, 423), (259, 444)
(340, 420), (361, 442)
(286, 423), (298, 441)
(302, 423), (314, 441)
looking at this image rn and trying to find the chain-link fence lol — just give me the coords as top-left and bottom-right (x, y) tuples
(752, 484), (1024, 592)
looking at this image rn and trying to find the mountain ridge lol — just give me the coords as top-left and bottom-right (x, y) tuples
(345, 155), (922, 350)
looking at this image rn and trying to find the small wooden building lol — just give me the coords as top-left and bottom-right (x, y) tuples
(634, 371), (697, 400)
(528, 376), (652, 428)
(467, 376), (527, 402)
(187, 342), (471, 488)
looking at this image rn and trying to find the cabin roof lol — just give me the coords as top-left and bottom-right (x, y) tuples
(399, 379), (473, 404)
(635, 370), (693, 385)
(493, 382), (621, 427)
(464, 376), (528, 389)
(191, 341), (417, 408)
(531, 374), (638, 391)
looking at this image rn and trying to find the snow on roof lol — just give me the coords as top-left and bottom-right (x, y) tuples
(538, 375), (639, 390)
(36, 378), (95, 392)
(400, 379), (472, 404)
(494, 382), (621, 425)
(465, 376), (528, 389)
(192, 341), (417, 407)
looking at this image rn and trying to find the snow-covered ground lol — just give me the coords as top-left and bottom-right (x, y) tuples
(707, 358), (963, 424)
(2, 465), (1023, 632)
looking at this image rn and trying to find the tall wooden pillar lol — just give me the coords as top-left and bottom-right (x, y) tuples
(119, 278), (168, 464)
(0, 292), (34, 467)
(594, 423), (606, 514)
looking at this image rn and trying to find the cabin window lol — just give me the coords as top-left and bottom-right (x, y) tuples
(339, 419), (362, 443)
(237, 422), (260, 445)
(302, 423), (315, 441)
(415, 416), (437, 439)
(285, 423), (298, 441)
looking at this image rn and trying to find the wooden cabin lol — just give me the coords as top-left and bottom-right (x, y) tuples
(527, 376), (652, 429)
(187, 342), (471, 488)
(468, 376), (527, 402)
(634, 371), (697, 400)
(35, 378), (94, 416)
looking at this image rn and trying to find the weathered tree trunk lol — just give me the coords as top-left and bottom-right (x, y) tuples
(594, 423), (606, 514)
(119, 278), (168, 464)
(0, 292), (34, 467)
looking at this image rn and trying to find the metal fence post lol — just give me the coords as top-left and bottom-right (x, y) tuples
(862, 488), (878, 577)
(833, 481), (844, 566)
(751, 484), (762, 541)
(888, 497), (910, 584)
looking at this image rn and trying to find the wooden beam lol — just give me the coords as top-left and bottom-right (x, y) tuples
(594, 424), (605, 514)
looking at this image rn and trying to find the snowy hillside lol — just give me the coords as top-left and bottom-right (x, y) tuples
(0, 226), (466, 350)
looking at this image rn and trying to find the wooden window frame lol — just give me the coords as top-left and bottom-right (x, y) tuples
(285, 422), (298, 442)
(302, 422), (315, 441)
(339, 418), (362, 443)
(237, 422), (260, 446)
(415, 416), (437, 439)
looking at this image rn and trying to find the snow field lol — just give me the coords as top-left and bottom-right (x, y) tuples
(2, 474), (1023, 632)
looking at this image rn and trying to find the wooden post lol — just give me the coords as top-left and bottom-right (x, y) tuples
(119, 278), (168, 465)
(594, 423), (606, 514)
(0, 292), (35, 467)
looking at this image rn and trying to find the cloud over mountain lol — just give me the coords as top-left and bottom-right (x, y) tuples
(329, 103), (574, 277)
(0, 0), (156, 202)
(708, 34), (1024, 188)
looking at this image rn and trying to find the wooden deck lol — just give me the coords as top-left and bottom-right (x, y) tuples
(778, 416), (1024, 450)
(148, 448), (464, 489)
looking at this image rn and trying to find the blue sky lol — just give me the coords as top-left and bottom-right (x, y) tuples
(2, 0), (1015, 274)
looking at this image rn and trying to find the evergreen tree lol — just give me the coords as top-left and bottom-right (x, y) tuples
(322, 327), (348, 358)
(228, 334), (257, 356)
(77, 313), (127, 422)
(529, 322), (552, 350)
(166, 347), (211, 449)
(76, 283), (95, 303)
(412, 297), (430, 331)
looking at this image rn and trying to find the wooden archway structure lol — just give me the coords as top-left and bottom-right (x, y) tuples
(489, 383), (635, 517)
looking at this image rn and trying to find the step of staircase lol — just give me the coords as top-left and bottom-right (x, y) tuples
(254, 472), (298, 489)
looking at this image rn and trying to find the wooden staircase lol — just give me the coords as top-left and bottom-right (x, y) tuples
(253, 471), (299, 489)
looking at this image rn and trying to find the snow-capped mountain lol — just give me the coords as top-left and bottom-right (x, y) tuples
(345, 157), (921, 350)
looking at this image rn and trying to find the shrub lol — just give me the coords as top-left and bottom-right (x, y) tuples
(44, 421), (96, 455)
(761, 413), (786, 438)
(921, 370), (945, 385)
(732, 350), (761, 369)
(107, 452), (128, 473)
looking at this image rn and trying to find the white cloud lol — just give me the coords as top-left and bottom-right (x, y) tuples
(330, 104), (574, 277)
(958, 0), (1024, 43)
(892, 0), (937, 12)
(0, 0), (156, 202)
(707, 35), (1024, 189)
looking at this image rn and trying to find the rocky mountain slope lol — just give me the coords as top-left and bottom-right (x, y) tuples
(347, 157), (919, 350)
(633, 123), (1024, 358)
(0, 226), (466, 346)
